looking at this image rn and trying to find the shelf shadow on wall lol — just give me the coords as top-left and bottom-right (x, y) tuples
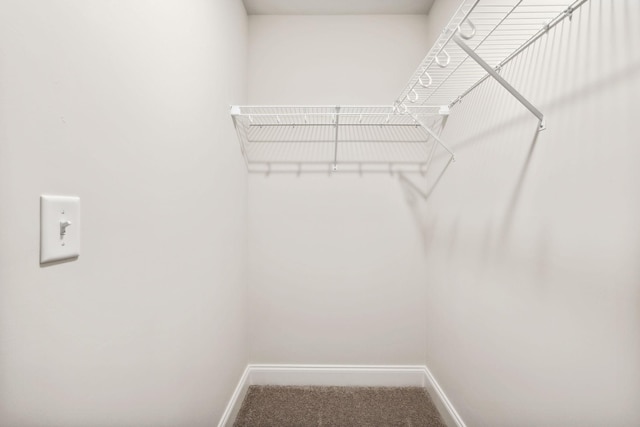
(400, 0), (640, 260)
(398, 156), (454, 203)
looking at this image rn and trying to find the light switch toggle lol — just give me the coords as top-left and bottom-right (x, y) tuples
(60, 220), (72, 237)
(40, 195), (80, 264)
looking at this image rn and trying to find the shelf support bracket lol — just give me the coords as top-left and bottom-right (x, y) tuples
(333, 106), (340, 171)
(452, 35), (545, 131)
(230, 105), (250, 168)
(410, 113), (456, 162)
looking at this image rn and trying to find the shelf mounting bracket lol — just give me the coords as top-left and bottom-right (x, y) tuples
(333, 105), (340, 171)
(410, 113), (456, 162)
(452, 35), (545, 131)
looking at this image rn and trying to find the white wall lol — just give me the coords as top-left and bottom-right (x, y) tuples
(247, 15), (434, 364)
(0, 1), (248, 426)
(416, 0), (640, 425)
(247, 2), (640, 425)
(248, 15), (431, 105)
(3, 1), (636, 425)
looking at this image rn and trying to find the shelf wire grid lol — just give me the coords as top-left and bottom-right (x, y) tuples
(231, 0), (588, 172)
(395, 0), (584, 109)
(232, 105), (446, 168)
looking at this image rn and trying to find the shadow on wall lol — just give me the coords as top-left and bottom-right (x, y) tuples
(399, 0), (640, 264)
(406, 2), (640, 424)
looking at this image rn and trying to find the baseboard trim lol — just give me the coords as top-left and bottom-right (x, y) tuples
(218, 364), (465, 427)
(249, 364), (428, 387)
(421, 365), (467, 427)
(217, 366), (251, 427)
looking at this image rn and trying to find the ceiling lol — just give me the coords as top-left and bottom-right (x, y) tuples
(242, 0), (436, 15)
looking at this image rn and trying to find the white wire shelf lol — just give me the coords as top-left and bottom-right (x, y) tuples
(231, 105), (452, 172)
(395, 0), (587, 114)
(231, 0), (588, 172)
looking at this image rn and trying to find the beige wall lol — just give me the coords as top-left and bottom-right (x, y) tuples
(247, 15), (434, 364)
(418, 0), (640, 425)
(248, 15), (431, 105)
(2, 1), (638, 426)
(0, 1), (248, 425)
(247, 1), (640, 425)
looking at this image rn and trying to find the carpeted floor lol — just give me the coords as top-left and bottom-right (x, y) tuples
(234, 385), (448, 427)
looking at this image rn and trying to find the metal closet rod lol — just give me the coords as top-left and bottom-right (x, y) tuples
(235, 104), (442, 108)
(247, 124), (429, 127)
(233, 110), (443, 117)
(238, 113), (440, 117)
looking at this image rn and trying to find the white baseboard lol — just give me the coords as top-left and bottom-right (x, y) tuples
(422, 364), (467, 427)
(217, 366), (251, 427)
(248, 364), (428, 387)
(218, 364), (465, 427)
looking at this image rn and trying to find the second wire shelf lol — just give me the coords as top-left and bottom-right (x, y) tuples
(231, 105), (452, 173)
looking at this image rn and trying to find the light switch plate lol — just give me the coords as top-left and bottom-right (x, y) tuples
(40, 195), (80, 264)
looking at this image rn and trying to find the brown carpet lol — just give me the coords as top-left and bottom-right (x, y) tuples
(234, 385), (448, 427)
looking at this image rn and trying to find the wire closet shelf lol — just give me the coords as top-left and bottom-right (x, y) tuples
(231, 105), (449, 173)
(231, 0), (587, 172)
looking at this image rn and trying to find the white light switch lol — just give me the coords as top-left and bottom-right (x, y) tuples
(40, 195), (80, 264)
